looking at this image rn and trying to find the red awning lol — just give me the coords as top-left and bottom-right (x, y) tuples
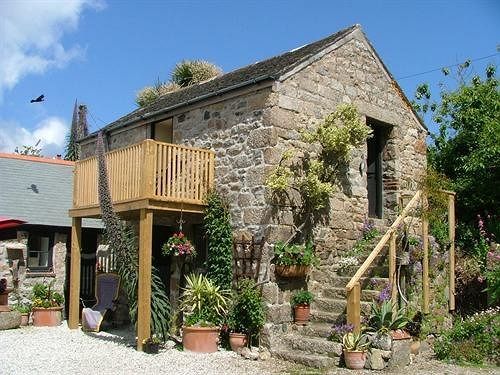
(0, 217), (26, 230)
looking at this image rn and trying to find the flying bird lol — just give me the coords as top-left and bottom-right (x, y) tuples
(30, 94), (44, 103)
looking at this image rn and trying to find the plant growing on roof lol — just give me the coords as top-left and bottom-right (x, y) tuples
(204, 191), (233, 290)
(96, 132), (171, 340)
(171, 60), (222, 88)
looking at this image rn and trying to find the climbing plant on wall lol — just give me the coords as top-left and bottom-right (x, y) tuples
(265, 103), (372, 240)
(204, 191), (233, 290)
(96, 132), (171, 339)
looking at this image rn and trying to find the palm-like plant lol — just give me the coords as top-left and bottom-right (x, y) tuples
(171, 60), (222, 88)
(342, 332), (370, 351)
(180, 273), (230, 327)
(367, 300), (409, 333)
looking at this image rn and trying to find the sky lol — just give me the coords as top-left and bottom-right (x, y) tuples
(0, 0), (498, 157)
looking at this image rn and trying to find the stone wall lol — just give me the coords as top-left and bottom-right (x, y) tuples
(259, 34), (427, 334)
(0, 229), (67, 308)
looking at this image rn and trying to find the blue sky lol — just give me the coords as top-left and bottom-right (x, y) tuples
(0, 0), (498, 156)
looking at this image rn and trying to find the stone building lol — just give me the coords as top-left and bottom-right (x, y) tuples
(76, 24), (427, 360)
(0, 153), (102, 314)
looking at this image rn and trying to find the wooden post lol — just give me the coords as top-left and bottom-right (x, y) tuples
(422, 193), (430, 314)
(68, 217), (82, 329)
(141, 140), (156, 199)
(448, 193), (456, 311)
(389, 231), (398, 310)
(346, 282), (361, 333)
(137, 208), (153, 351)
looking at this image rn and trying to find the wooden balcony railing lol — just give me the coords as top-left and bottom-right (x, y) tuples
(72, 139), (215, 215)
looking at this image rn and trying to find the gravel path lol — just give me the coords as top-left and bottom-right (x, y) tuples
(1, 323), (498, 375)
(0, 323), (289, 375)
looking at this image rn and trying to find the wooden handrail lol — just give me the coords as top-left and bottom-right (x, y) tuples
(346, 190), (422, 291)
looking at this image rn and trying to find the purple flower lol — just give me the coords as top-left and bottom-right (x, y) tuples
(377, 283), (392, 303)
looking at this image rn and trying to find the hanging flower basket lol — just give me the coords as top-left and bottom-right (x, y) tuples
(162, 232), (196, 257)
(275, 265), (310, 278)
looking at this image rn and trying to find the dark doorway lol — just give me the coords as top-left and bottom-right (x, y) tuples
(152, 225), (175, 292)
(367, 125), (384, 218)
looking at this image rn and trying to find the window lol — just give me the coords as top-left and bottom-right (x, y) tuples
(151, 118), (173, 143)
(27, 232), (53, 272)
(367, 124), (384, 218)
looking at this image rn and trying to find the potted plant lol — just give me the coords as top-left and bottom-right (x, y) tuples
(291, 290), (314, 325)
(13, 303), (31, 326)
(162, 232), (196, 257)
(367, 300), (410, 340)
(226, 279), (266, 352)
(31, 280), (64, 327)
(142, 335), (161, 354)
(273, 241), (319, 277)
(342, 331), (370, 369)
(180, 273), (229, 353)
(0, 278), (12, 312)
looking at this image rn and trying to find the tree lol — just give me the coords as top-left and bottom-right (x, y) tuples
(413, 64), (499, 228)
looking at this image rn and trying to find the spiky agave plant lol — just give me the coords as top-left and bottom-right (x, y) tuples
(96, 132), (171, 339)
(171, 60), (222, 88)
(135, 81), (180, 107)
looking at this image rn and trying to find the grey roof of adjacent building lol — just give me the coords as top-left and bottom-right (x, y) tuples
(0, 155), (102, 228)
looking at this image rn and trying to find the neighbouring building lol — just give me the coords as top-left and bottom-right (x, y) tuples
(71, 24), (428, 359)
(0, 153), (102, 314)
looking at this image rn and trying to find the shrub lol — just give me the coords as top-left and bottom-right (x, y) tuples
(291, 290), (314, 306)
(31, 280), (63, 308)
(171, 60), (221, 88)
(135, 82), (180, 107)
(434, 307), (500, 365)
(227, 279), (265, 339)
(367, 300), (408, 333)
(273, 241), (319, 266)
(204, 191), (233, 290)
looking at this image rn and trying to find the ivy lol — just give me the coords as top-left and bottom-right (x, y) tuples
(204, 191), (233, 290)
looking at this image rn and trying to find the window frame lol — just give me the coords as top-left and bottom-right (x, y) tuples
(27, 230), (54, 273)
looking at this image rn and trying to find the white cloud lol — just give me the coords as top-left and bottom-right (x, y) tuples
(0, 0), (103, 99)
(0, 117), (69, 156)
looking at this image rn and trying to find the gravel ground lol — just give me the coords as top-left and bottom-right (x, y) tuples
(0, 323), (290, 375)
(1, 323), (498, 375)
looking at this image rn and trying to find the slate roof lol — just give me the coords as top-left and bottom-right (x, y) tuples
(0, 154), (102, 228)
(85, 24), (359, 139)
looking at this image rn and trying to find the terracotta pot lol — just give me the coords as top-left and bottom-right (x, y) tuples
(182, 326), (220, 353)
(275, 265), (310, 278)
(20, 313), (30, 326)
(229, 332), (247, 352)
(391, 329), (411, 340)
(343, 350), (366, 370)
(32, 307), (62, 327)
(0, 289), (12, 312)
(293, 304), (310, 325)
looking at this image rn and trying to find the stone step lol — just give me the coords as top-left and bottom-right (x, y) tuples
(309, 309), (344, 324)
(321, 287), (380, 301)
(312, 297), (371, 315)
(290, 321), (333, 338)
(283, 334), (342, 356)
(271, 348), (340, 369)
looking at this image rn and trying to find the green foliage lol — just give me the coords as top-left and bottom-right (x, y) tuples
(414, 64), (499, 231)
(14, 143), (42, 157)
(13, 303), (31, 314)
(227, 279), (265, 338)
(31, 280), (63, 308)
(96, 132), (171, 339)
(367, 300), (408, 333)
(135, 81), (180, 107)
(180, 273), (230, 327)
(273, 241), (319, 266)
(266, 104), (372, 212)
(204, 191), (233, 290)
(342, 331), (370, 351)
(434, 307), (500, 365)
(171, 60), (222, 88)
(291, 290), (314, 306)
(485, 245), (500, 305)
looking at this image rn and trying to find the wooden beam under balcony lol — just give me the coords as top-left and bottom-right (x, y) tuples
(69, 139), (215, 219)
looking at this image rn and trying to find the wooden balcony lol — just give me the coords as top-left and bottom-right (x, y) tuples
(69, 139), (215, 218)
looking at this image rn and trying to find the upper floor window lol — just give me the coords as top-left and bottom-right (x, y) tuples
(151, 118), (173, 143)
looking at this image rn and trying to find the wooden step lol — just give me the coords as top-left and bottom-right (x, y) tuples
(271, 348), (340, 368)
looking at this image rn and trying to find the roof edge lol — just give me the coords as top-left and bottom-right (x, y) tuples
(0, 153), (75, 166)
